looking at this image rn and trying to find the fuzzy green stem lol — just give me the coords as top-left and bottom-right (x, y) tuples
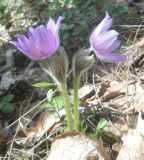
(74, 75), (80, 131)
(61, 83), (73, 130)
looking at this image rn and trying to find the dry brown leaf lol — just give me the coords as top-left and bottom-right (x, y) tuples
(86, 80), (144, 112)
(111, 81), (144, 111)
(104, 119), (128, 153)
(34, 110), (61, 138)
(78, 85), (95, 101)
(15, 110), (62, 146)
(99, 81), (125, 102)
(98, 82), (110, 97)
(86, 81), (125, 105)
(101, 91), (125, 102)
(116, 112), (144, 160)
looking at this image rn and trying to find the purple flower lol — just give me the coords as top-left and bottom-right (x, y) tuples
(10, 16), (64, 60)
(90, 12), (127, 63)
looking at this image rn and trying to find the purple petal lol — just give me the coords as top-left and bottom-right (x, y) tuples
(105, 39), (120, 53)
(47, 17), (56, 35)
(92, 37), (120, 54)
(96, 30), (118, 44)
(12, 34), (45, 60)
(100, 12), (112, 32)
(54, 16), (64, 47)
(55, 16), (64, 36)
(33, 25), (57, 57)
(28, 27), (36, 43)
(14, 35), (36, 58)
(10, 40), (32, 58)
(91, 30), (118, 49)
(90, 12), (112, 40)
(94, 51), (127, 63)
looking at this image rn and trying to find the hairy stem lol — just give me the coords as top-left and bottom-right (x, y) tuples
(61, 83), (73, 130)
(74, 75), (80, 131)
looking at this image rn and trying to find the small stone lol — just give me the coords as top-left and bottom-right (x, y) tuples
(0, 71), (15, 90)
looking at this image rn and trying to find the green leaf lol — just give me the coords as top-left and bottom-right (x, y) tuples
(47, 89), (54, 102)
(0, 102), (4, 109)
(39, 102), (52, 109)
(118, 5), (128, 14)
(32, 82), (55, 88)
(52, 96), (64, 111)
(96, 118), (108, 131)
(0, 103), (16, 114)
(102, 5), (117, 15)
(79, 119), (87, 132)
(91, 118), (108, 138)
(61, 24), (75, 30)
(49, 0), (59, 3)
(61, 24), (69, 30)
(65, 0), (71, 5)
(2, 94), (14, 103)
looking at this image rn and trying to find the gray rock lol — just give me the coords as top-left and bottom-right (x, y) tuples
(0, 71), (15, 90)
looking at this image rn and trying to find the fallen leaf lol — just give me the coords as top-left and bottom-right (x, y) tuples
(116, 112), (144, 160)
(86, 81), (144, 112)
(15, 110), (63, 146)
(34, 110), (61, 138)
(101, 91), (125, 102)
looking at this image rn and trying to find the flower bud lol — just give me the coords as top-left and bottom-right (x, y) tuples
(73, 48), (95, 77)
(39, 47), (69, 85)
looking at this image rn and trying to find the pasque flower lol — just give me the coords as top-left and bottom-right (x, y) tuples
(90, 12), (127, 63)
(10, 16), (73, 130)
(39, 47), (69, 85)
(72, 49), (95, 131)
(73, 48), (95, 77)
(10, 16), (64, 60)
